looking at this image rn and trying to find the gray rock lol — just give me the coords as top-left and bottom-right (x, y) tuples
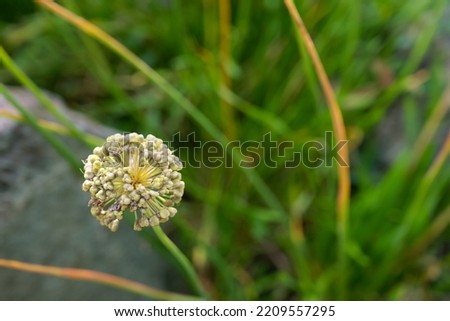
(0, 87), (178, 300)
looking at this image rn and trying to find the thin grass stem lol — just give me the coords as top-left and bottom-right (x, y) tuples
(219, 0), (236, 139)
(0, 46), (91, 147)
(0, 258), (201, 301)
(0, 84), (80, 169)
(0, 108), (104, 146)
(284, 0), (351, 298)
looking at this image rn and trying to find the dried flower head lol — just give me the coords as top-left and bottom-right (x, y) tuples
(81, 133), (184, 232)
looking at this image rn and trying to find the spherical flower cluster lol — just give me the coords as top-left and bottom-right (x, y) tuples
(81, 133), (184, 232)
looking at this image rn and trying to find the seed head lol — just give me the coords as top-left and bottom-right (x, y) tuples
(82, 133), (184, 231)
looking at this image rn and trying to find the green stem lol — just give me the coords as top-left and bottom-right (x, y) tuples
(152, 226), (208, 299)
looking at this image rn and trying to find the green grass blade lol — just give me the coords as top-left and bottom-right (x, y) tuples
(0, 84), (80, 170)
(0, 46), (91, 147)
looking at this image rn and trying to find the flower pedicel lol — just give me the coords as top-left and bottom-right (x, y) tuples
(82, 133), (184, 232)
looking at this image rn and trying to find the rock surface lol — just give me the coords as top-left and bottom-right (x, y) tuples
(0, 87), (176, 300)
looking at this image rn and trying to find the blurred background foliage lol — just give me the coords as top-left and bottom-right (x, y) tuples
(1, 0), (449, 300)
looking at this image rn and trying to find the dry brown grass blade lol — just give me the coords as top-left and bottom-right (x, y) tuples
(284, 0), (350, 225)
(284, 0), (351, 297)
(283, 1), (350, 231)
(0, 259), (201, 300)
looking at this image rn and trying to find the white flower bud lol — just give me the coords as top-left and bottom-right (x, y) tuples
(168, 207), (177, 217)
(149, 216), (159, 226)
(159, 208), (170, 219)
(110, 219), (119, 232)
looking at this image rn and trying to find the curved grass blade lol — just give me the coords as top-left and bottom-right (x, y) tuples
(0, 258), (201, 301)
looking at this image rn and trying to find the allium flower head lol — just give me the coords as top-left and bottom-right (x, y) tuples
(81, 133), (184, 232)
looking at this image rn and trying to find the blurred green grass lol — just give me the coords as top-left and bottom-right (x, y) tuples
(1, 0), (449, 300)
